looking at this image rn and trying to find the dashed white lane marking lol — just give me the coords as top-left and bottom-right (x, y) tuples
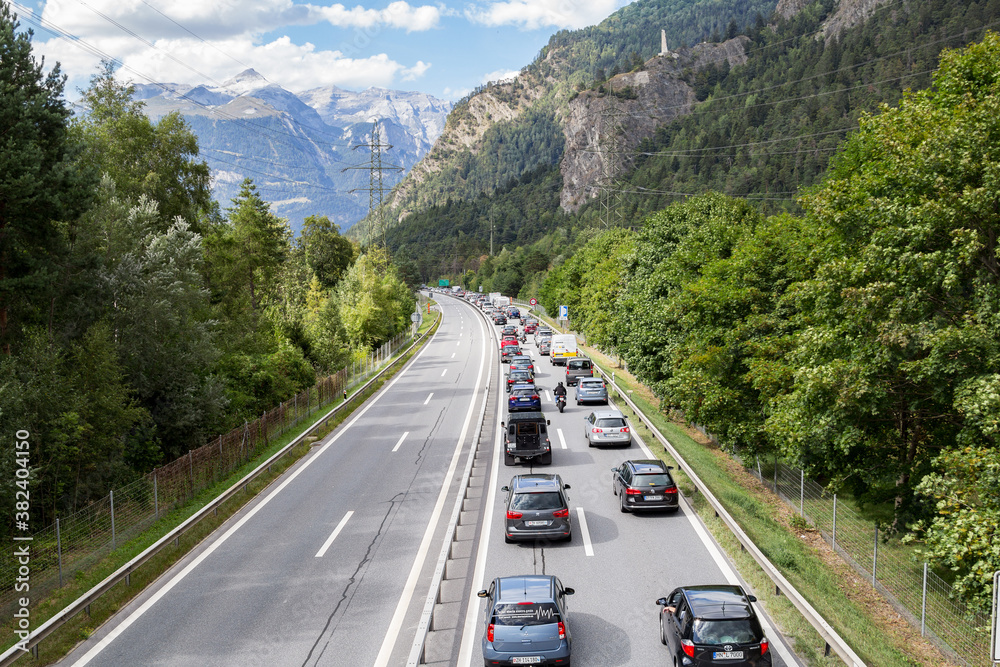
(424, 393), (434, 405)
(557, 428), (567, 450)
(315, 511), (354, 557)
(576, 508), (594, 557)
(392, 431), (410, 453)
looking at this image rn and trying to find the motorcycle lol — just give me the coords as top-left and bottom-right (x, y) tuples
(555, 394), (566, 413)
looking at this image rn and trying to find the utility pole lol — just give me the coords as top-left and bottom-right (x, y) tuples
(490, 207), (495, 256)
(343, 119), (402, 250)
(599, 79), (629, 229)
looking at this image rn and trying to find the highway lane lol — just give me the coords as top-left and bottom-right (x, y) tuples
(58, 296), (491, 667)
(456, 305), (802, 667)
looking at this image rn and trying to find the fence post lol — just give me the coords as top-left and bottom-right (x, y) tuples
(921, 562), (928, 635)
(154, 470), (159, 520)
(110, 490), (116, 550)
(56, 518), (63, 587)
(799, 469), (804, 517)
(773, 456), (778, 493)
(189, 450), (194, 498)
(832, 494), (837, 553)
(872, 525), (879, 587)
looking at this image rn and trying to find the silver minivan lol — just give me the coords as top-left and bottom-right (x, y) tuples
(584, 409), (631, 447)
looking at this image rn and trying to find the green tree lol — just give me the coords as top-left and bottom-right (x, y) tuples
(76, 61), (212, 230)
(336, 247), (415, 350)
(300, 215), (356, 289)
(0, 3), (95, 354)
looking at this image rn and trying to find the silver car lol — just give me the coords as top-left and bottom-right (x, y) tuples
(538, 339), (552, 356)
(585, 410), (631, 447)
(574, 377), (608, 405)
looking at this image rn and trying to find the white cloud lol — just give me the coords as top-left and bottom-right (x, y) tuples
(465, 0), (618, 30)
(28, 0), (437, 92)
(481, 68), (518, 84)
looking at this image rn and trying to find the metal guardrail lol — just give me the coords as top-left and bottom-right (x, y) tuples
(406, 292), (497, 666)
(0, 314), (442, 666)
(595, 365), (867, 667)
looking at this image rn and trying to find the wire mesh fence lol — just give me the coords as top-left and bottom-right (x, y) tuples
(750, 456), (992, 666)
(0, 330), (416, 616)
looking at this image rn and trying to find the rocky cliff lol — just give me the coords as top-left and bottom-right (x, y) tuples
(560, 38), (750, 212)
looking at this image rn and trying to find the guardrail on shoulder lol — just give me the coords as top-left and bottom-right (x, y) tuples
(0, 314), (442, 666)
(596, 366), (867, 667)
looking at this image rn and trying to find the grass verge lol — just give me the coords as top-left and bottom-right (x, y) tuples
(2, 313), (441, 665)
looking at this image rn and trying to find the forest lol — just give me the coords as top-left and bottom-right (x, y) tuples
(0, 5), (415, 526)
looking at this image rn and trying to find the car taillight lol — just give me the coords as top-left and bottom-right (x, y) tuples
(487, 623), (494, 643)
(507, 510), (522, 519)
(621, 426), (630, 433)
(625, 488), (643, 495)
(591, 428), (603, 433)
(681, 639), (695, 658)
(552, 508), (569, 518)
(760, 637), (769, 654)
(557, 621), (566, 640)
(531, 395), (539, 400)
(665, 487), (678, 494)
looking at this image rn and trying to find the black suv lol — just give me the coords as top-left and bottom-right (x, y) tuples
(611, 459), (679, 513)
(500, 474), (572, 543)
(656, 585), (771, 666)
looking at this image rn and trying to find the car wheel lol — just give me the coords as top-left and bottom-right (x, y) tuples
(588, 437), (594, 448)
(623, 439), (632, 448)
(620, 493), (630, 513)
(504, 452), (515, 466)
(564, 531), (572, 543)
(504, 533), (513, 544)
(660, 616), (667, 645)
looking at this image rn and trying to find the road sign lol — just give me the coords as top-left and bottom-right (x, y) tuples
(559, 305), (569, 319)
(529, 298), (538, 306)
(438, 279), (449, 287)
(992, 570), (1000, 663)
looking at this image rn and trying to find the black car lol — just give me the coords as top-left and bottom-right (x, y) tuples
(501, 474), (572, 543)
(479, 574), (574, 666)
(656, 585), (771, 666)
(612, 459), (679, 513)
(493, 312), (508, 325)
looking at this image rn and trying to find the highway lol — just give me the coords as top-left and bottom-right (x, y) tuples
(56, 293), (802, 667)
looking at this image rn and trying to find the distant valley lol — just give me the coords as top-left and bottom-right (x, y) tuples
(132, 69), (451, 233)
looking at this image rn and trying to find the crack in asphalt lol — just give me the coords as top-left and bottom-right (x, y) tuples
(414, 406), (446, 467)
(301, 492), (406, 667)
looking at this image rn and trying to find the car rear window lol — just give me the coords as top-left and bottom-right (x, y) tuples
(492, 602), (561, 626)
(510, 491), (564, 510)
(633, 473), (673, 486)
(579, 380), (604, 388)
(595, 418), (625, 428)
(515, 422), (539, 435)
(568, 359), (591, 369)
(692, 618), (760, 644)
(512, 389), (536, 398)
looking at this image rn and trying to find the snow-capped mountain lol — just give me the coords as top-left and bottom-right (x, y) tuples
(131, 70), (452, 233)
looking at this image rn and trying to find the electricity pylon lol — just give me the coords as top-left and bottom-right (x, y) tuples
(599, 80), (629, 229)
(343, 119), (402, 249)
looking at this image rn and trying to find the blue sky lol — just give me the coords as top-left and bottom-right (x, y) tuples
(13, 0), (633, 101)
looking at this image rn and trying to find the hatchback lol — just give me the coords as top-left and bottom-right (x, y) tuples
(612, 459), (679, 513)
(501, 325), (518, 337)
(479, 575), (574, 666)
(584, 410), (631, 447)
(500, 474), (572, 543)
(575, 378), (608, 405)
(534, 328), (553, 345)
(524, 321), (538, 334)
(506, 369), (535, 391)
(501, 343), (521, 363)
(509, 355), (535, 373)
(493, 312), (508, 325)
(657, 585), (771, 666)
(508, 384), (541, 412)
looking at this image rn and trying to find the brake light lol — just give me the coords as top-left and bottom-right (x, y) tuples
(681, 639), (695, 658)
(625, 488), (643, 495)
(665, 487), (678, 494)
(557, 621), (566, 640)
(621, 426), (629, 433)
(531, 395), (539, 400)
(591, 428), (603, 433)
(552, 508), (569, 518)
(760, 637), (769, 655)
(507, 510), (523, 519)
(487, 623), (494, 643)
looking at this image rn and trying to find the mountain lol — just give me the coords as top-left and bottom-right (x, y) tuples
(132, 70), (451, 233)
(379, 0), (999, 282)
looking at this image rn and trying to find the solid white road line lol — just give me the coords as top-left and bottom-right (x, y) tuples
(556, 428), (567, 450)
(315, 511), (354, 558)
(392, 432), (410, 453)
(424, 393), (434, 405)
(576, 507), (594, 557)
(70, 340), (436, 667)
(372, 313), (488, 667)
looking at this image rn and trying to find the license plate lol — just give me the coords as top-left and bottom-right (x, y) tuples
(644, 495), (663, 501)
(511, 658), (542, 664)
(519, 398), (531, 402)
(713, 651), (744, 660)
(525, 520), (548, 526)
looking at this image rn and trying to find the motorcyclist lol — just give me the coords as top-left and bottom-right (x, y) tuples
(553, 382), (567, 398)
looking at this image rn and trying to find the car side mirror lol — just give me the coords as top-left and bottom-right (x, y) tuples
(655, 597), (668, 606)
(667, 465), (674, 470)
(500, 486), (509, 492)
(546, 420), (550, 425)
(747, 594), (757, 602)
(500, 422), (505, 429)
(477, 590), (489, 598)
(611, 467), (617, 472)
(563, 484), (571, 490)
(564, 587), (575, 595)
